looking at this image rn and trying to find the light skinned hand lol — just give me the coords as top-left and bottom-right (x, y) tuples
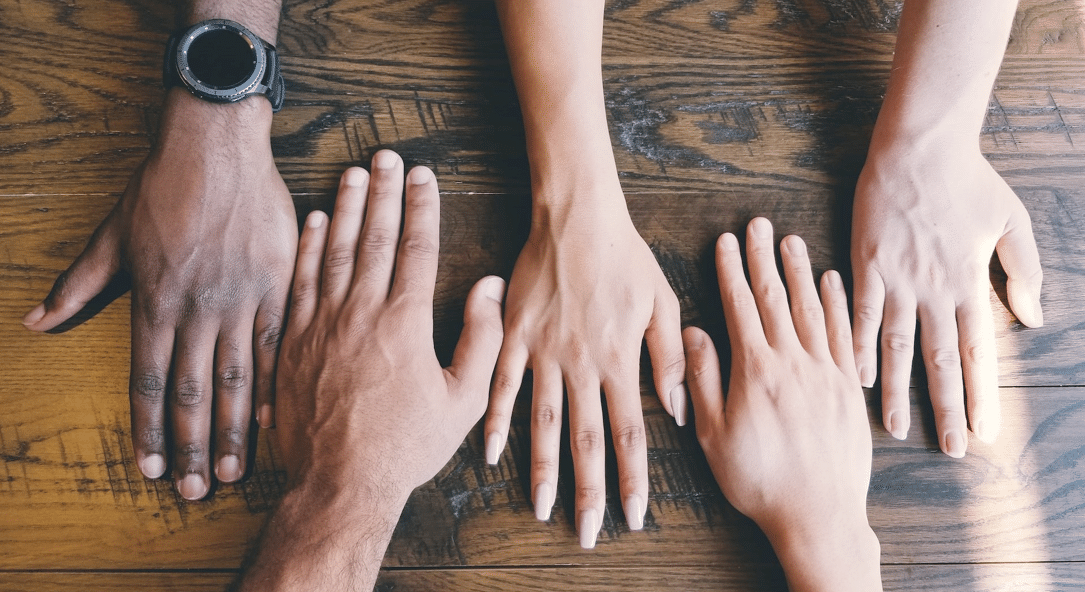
(851, 143), (1043, 457)
(685, 218), (881, 592)
(240, 153), (506, 591)
(22, 90), (297, 499)
(484, 181), (686, 548)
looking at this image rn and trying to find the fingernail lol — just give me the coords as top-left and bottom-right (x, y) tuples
(786, 235), (806, 256)
(305, 210), (325, 228)
(257, 405), (273, 429)
(177, 473), (208, 500)
(719, 233), (739, 251)
(858, 364), (875, 389)
(343, 167), (367, 187)
(373, 150), (398, 169)
(534, 483), (553, 521)
(407, 165), (434, 185)
(973, 419), (998, 444)
(482, 276), (506, 303)
(943, 431), (966, 458)
(22, 303), (45, 327)
(216, 455), (241, 483)
(624, 494), (644, 531)
(670, 384), (688, 427)
(825, 269), (842, 290)
(485, 432), (503, 465)
(578, 509), (600, 549)
(751, 217), (771, 239)
(885, 411), (907, 440)
(139, 454), (165, 479)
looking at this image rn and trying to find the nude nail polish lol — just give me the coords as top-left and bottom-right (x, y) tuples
(534, 483), (553, 521)
(485, 433), (502, 465)
(670, 384), (688, 427)
(578, 509), (599, 549)
(624, 494), (644, 531)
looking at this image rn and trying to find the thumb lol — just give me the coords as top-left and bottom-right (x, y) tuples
(445, 276), (507, 420)
(682, 326), (726, 436)
(996, 199), (1043, 328)
(23, 215), (122, 331)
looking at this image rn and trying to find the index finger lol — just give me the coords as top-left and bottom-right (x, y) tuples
(715, 232), (767, 352)
(389, 166), (440, 303)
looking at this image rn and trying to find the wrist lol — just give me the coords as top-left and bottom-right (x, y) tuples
(764, 515), (882, 592)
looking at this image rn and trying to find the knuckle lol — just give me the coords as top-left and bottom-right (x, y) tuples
(173, 378), (207, 409)
(531, 457), (557, 476)
(257, 318), (284, 352)
(796, 301), (824, 321)
(612, 423), (645, 452)
(963, 342), (991, 365)
(533, 404), (562, 430)
(291, 279), (319, 305)
(576, 486), (605, 508)
(855, 303), (881, 324)
(399, 234), (437, 260)
(133, 373), (166, 404)
(136, 426), (164, 449)
(491, 372), (521, 398)
(572, 429), (605, 455)
(176, 443), (207, 465)
(323, 246), (356, 272)
(216, 365), (249, 392)
(218, 427), (247, 450)
(753, 281), (787, 305)
(741, 351), (772, 380)
(361, 228), (397, 252)
(883, 332), (913, 353)
(928, 347), (962, 372)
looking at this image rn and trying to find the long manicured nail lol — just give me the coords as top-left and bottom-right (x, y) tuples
(139, 454), (165, 479)
(886, 411), (907, 440)
(177, 474), (208, 500)
(578, 509), (599, 549)
(858, 363), (875, 389)
(257, 405), (273, 429)
(534, 483), (554, 521)
(485, 432), (502, 465)
(943, 431), (966, 458)
(624, 494), (644, 531)
(22, 303), (46, 327)
(670, 384), (688, 427)
(216, 455), (242, 483)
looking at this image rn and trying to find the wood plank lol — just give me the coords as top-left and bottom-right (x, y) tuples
(2, 562), (1085, 592)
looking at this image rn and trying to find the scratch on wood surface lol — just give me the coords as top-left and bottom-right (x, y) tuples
(1048, 90), (1076, 147)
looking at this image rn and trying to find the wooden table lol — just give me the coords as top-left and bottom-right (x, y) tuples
(2, 1), (1083, 589)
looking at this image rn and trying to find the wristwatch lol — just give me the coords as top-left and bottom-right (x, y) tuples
(163, 19), (285, 112)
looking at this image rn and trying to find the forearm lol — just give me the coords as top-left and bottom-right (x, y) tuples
(874, 0), (1018, 148)
(238, 477), (407, 592)
(496, 0), (621, 209)
(180, 0), (282, 43)
(767, 517), (882, 592)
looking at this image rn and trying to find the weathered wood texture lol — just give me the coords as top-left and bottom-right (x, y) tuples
(1, 0), (1084, 590)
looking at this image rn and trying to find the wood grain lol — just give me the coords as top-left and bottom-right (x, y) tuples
(2, 0), (1084, 589)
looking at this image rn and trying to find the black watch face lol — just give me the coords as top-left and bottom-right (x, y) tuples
(188, 29), (255, 89)
(176, 19), (267, 102)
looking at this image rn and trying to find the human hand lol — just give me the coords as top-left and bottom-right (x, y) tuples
(274, 151), (505, 497)
(241, 154), (505, 591)
(851, 142), (1043, 456)
(22, 90), (298, 498)
(484, 181), (686, 548)
(684, 218), (880, 592)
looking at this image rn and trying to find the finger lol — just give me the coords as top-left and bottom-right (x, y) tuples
(24, 215), (121, 331)
(602, 365), (648, 533)
(683, 327), (725, 428)
(781, 235), (829, 359)
(320, 167), (370, 306)
(446, 276), (507, 426)
(213, 325), (254, 484)
(820, 271), (858, 378)
(997, 199), (1043, 328)
(353, 150), (405, 302)
(645, 284), (687, 426)
(879, 294), (916, 441)
(287, 210), (329, 338)
(745, 217), (799, 349)
(129, 303), (174, 480)
(253, 289), (287, 429)
(170, 327), (217, 500)
(529, 366), (564, 524)
(485, 336), (529, 466)
(567, 376), (606, 550)
(851, 265), (885, 389)
(957, 295), (1000, 443)
(390, 166), (440, 303)
(715, 232), (767, 352)
(918, 301), (968, 458)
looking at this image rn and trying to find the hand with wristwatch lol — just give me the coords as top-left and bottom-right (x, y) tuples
(23, 7), (297, 501)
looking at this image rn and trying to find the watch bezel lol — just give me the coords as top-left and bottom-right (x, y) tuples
(175, 19), (267, 104)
